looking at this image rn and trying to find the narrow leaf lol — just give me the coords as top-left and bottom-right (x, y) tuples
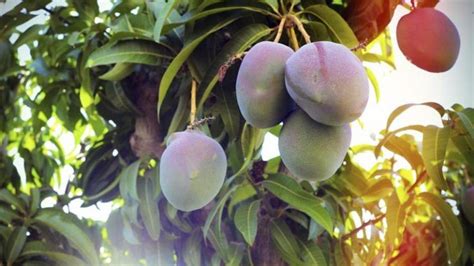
(137, 176), (161, 240)
(270, 219), (303, 265)
(234, 200), (260, 245)
(158, 15), (240, 116)
(202, 186), (237, 239)
(20, 241), (87, 266)
(263, 174), (333, 234)
(119, 160), (141, 202)
(385, 102), (445, 131)
(365, 67), (380, 103)
(303, 5), (358, 48)
(87, 40), (172, 67)
(99, 63), (134, 81)
(5, 226), (27, 265)
(422, 126), (451, 190)
(33, 208), (100, 266)
(418, 192), (464, 263)
(151, 0), (180, 40)
(0, 189), (27, 214)
(457, 108), (474, 138)
(298, 239), (327, 266)
(0, 205), (21, 225)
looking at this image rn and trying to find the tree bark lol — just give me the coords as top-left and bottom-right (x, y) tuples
(128, 71), (164, 159)
(251, 195), (286, 266)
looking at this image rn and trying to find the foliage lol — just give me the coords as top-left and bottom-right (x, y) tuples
(0, 0), (472, 265)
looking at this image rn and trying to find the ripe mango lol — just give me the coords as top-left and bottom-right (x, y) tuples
(285, 41), (369, 126)
(279, 110), (351, 181)
(160, 130), (227, 211)
(397, 8), (460, 73)
(236, 41), (294, 128)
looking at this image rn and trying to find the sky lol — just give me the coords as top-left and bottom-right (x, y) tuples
(1, 0), (473, 221)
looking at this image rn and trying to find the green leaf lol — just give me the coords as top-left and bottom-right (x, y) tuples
(20, 241), (87, 266)
(99, 63), (135, 81)
(233, 200), (260, 245)
(33, 208), (100, 266)
(258, 0), (279, 13)
(303, 5), (358, 48)
(206, 226), (230, 263)
(5, 226), (27, 265)
(157, 15), (241, 116)
(385, 192), (403, 245)
(0, 189), (26, 214)
(163, 5), (279, 33)
(379, 134), (424, 173)
(0, 205), (21, 225)
(183, 230), (202, 266)
(86, 40), (172, 67)
(150, 0), (181, 40)
(29, 188), (40, 216)
(119, 160), (141, 202)
(361, 178), (393, 203)
(270, 219), (303, 265)
(385, 102), (445, 131)
(262, 174), (333, 234)
(374, 125), (425, 158)
(137, 176), (161, 241)
(298, 239), (327, 266)
(418, 192), (464, 263)
(422, 126), (451, 190)
(196, 23), (272, 114)
(166, 77), (192, 138)
(145, 236), (175, 266)
(212, 85), (241, 141)
(457, 108), (474, 138)
(365, 67), (380, 103)
(202, 186), (237, 239)
(13, 25), (46, 48)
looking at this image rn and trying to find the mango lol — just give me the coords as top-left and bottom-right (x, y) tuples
(160, 130), (227, 211)
(397, 8), (460, 73)
(279, 110), (351, 181)
(462, 186), (474, 224)
(236, 41), (294, 128)
(285, 41), (369, 126)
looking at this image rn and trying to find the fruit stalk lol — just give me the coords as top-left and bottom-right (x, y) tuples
(289, 15), (311, 44)
(190, 79), (197, 123)
(288, 27), (300, 50)
(273, 16), (286, 43)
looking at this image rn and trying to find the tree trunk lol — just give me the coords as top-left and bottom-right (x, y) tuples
(251, 195), (286, 266)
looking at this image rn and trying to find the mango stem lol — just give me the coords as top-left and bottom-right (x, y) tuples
(289, 15), (311, 44)
(273, 16), (287, 43)
(288, 27), (300, 50)
(190, 79), (197, 124)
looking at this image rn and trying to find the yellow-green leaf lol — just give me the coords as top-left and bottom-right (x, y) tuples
(418, 192), (464, 263)
(422, 126), (451, 190)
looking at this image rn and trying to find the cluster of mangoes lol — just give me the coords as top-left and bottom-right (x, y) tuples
(237, 41), (369, 181)
(158, 6), (461, 211)
(397, 7), (460, 72)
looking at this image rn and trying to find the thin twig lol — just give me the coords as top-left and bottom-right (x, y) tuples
(274, 16), (287, 43)
(407, 170), (427, 193)
(187, 116), (216, 130)
(341, 214), (386, 240)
